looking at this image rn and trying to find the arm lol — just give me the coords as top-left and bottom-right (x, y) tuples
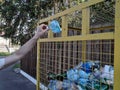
(0, 24), (48, 69)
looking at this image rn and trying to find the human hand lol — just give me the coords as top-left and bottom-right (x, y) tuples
(34, 24), (48, 39)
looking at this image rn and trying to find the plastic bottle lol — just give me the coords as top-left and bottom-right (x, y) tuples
(48, 80), (57, 90)
(81, 61), (94, 73)
(47, 72), (67, 81)
(67, 69), (79, 82)
(48, 80), (62, 90)
(62, 80), (72, 89)
(39, 20), (61, 33)
(49, 20), (61, 33)
(78, 69), (89, 79)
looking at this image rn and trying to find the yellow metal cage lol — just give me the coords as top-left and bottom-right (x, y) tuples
(36, 0), (120, 90)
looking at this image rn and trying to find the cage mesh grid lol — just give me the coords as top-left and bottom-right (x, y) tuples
(39, 39), (114, 89)
(90, 1), (115, 34)
(37, 1), (115, 90)
(67, 10), (82, 36)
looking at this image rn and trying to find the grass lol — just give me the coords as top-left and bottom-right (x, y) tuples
(13, 63), (20, 69)
(0, 52), (11, 56)
(0, 52), (20, 69)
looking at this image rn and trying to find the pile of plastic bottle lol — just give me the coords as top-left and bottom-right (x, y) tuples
(48, 61), (114, 90)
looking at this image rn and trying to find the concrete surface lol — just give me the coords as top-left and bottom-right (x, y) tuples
(0, 64), (36, 90)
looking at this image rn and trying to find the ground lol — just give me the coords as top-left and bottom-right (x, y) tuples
(0, 61), (36, 90)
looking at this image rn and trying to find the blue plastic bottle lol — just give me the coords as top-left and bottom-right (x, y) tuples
(48, 20), (61, 33)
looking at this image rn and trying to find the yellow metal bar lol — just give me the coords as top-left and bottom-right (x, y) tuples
(77, 0), (79, 4)
(62, 16), (68, 37)
(69, 0), (72, 7)
(82, 41), (86, 62)
(38, 32), (114, 42)
(114, 0), (120, 90)
(36, 41), (40, 90)
(81, 7), (90, 62)
(37, 0), (104, 24)
(48, 29), (53, 38)
(68, 25), (114, 31)
(48, 21), (53, 38)
(82, 8), (90, 35)
(68, 27), (81, 31)
(90, 26), (114, 31)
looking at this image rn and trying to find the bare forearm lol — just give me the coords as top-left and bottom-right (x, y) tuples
(15, 36), (38, 59)
(4, 36), (38, 65)
(0, 24), (48, 70)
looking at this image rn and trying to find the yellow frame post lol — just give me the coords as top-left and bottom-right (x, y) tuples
(77, 0), (79, 4)
(62, 16), (68, 37)
(48, 21), (53, 38)
(82, 7), (90, 62)
(114, 0), (120, 89)
(36, 42), (40, 90)
(82, 8), (90, 35)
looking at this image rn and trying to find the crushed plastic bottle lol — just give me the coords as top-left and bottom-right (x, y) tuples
(77, 78), (88, 87)
(74, 62), (83, 69)
(56, 81), (63, 90)
(48, 20), (61, 33)
(62, 80), (80, 90)
(47, 61), (114, 90)
(81, 61), (94, 73)
(48, 80), (62, 90)
(101, 65), (114, 80)
(67, 69), (79, 82)
(100, 65), (114, 85)
(69, 83), (79, 90)
(77, 85), (83, 90)
(62, 79), (72, 89)
(47, 72), (56, 80)
(94, 61), (100, 69)
(47, 72), (67, 81)
(78, 70), (89, 79)
(101, 84), (109, 90)
(48, 80), (57, 90)
(94, 68), (101, 79)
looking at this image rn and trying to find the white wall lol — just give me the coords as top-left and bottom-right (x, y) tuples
(0, 37), (10, 46)
(0, 37), (19, 53)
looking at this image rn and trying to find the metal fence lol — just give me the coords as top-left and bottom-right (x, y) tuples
(21, 44), (37, 79)
(22, 0), (120, 90)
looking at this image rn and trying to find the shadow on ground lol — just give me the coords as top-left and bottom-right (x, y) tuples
(0, 64), (36, 90)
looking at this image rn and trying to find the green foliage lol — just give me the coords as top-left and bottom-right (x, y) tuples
(0, 0), (65, 45)
(0, 0), (115, 45)
(0, 0), (42, 45)
(0, 52), (11, 56)
(12, 63), (20, 69)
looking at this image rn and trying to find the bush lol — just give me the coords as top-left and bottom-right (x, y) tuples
(0, 52), (11, 56)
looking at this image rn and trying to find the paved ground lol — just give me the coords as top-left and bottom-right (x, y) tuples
(0, 62), (36, 90)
